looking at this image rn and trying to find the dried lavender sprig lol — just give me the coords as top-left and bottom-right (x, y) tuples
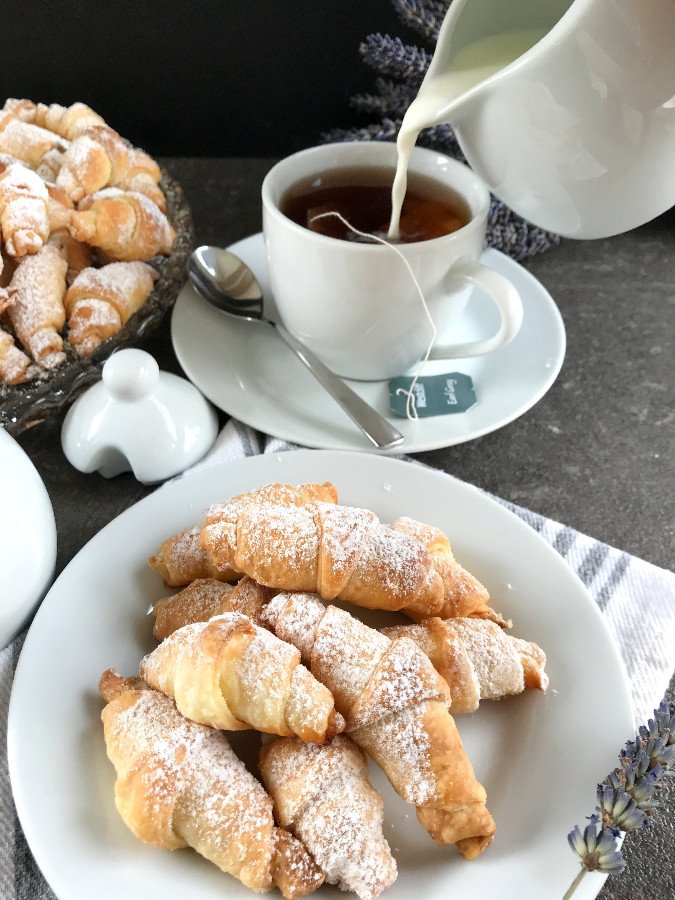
(391, 0), (450, 42)
(596, 784), (649, 832)
(350, 78), (417, 118)
(566, 700), (675, 898)
(322, 119), (401, 146)
(568, 823), (625, 873)
(359, 34), (432, 86)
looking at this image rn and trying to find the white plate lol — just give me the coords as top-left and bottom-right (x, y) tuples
(8, 451), (631, 900)
(0, 427), (56, 648)
(171, 234), (566, 453)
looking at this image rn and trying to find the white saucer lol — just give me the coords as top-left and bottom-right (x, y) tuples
(171, 234), (566, 453)
(0, 427), (57, 648)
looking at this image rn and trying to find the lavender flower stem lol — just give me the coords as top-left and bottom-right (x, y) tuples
(562, 867), (588, 900)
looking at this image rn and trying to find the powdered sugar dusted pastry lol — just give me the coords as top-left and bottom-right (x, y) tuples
(382, 617), (548, 713)
(69, 188), (174, 261)
(48, 229), (92, 284)
(99, 671), (324, 898)
(149, 525), (240, 586)
(152, 576), (275, 641)
(150, 484), (339, 588)
(140, 611), (344, 743)
(0, 116), (68, 180)
(0, 326), (30, 384)
(34, 101), (106, 140)
(0, 162), (50, 257)
(263, 591), (496, 858)
(260, 735), (397, 900)
(58, 126), (165, 209)
(392, 517), (508, 626)
(0, 242), (67, 368)
(64, 260), (157, 357)
(200, 494), (443, 619)
(2, 98), (37, 123)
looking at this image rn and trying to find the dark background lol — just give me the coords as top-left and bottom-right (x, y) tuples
(1, 0), (408, 157)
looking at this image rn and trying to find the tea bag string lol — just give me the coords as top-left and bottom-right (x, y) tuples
(309, 211), (437, 421)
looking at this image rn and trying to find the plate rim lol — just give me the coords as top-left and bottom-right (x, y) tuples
(8, 450), (632, 900)
(170, 235), (567, 453)
(0, 427), (57, 647)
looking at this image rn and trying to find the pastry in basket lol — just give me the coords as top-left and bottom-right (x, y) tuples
(262, 591), (496, 858)
(57, 125), (165, 210)
(34, 100), (106, 140)
(382, 617), (548, 713)
(69, 187), (174, 261)
(1, 98), (38, 123)
(99, 670), (324, 898)
(139, 611), (344, 743)
(0, 325), (30, 384)
(48, 228), (92, 284)
(152, 576), (275, 641)
(0, 160), (51, 257)
(260, 734), (397, 900)
(64, 260), (158, 357)
(0, 110), (67, 181)
(0, 240), (67, 368)
(199, 491), (444, 619)
(149, 483), (339, 587)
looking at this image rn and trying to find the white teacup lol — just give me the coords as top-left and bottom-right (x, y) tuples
(262, 142), (523, 381)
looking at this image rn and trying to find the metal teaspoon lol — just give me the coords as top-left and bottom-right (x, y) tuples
(188, 246), (404, 450)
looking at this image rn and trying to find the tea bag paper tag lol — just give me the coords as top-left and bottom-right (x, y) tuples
(388, 373), (476, 418)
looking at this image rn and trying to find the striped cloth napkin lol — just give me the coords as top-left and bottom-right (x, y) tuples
(0, 418), (673, 898)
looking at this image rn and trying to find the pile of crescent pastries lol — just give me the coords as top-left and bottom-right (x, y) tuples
(100, 481), (549, 899)
(0, 98), (175, 384)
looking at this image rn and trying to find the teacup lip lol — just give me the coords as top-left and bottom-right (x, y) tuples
(262, 142), (491, 251)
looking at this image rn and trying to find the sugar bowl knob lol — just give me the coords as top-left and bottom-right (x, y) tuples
(102, 348), (160, 400)
(61, 349), (218, 483)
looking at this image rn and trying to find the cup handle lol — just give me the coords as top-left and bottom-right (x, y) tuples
(429, 258), (523, 359)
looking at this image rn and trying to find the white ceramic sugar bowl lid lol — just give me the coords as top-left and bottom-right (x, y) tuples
(0, 426), (57, 649)
(61, 349), (218, 484)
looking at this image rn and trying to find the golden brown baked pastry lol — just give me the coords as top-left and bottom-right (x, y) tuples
(64, 260), (157, 357)
(0, 111), (67, 181)
(150, 484), (339, 587)
(34, 101), (106, 139)
(152, 576), (276, 640)
(149, 525), (240, 586)
(57, 125), (165, 209)
(200, 490), (444, 619)
(0, 325), (30, 384)
(392, 517), (507, 625)
(99, 670), (324, 897)
(260, 735), (397, 900)
(69, 188), (175, 261)
(0, 241), (67, 368)
(140, 611), (344, 743)
(0, 161), (50, 257)
(382, 616), (548, 713)
(262, 591), (496, 858)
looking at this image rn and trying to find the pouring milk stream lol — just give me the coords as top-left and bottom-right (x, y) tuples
(387, 0), (675, 240)
(388, 28), (545, 239)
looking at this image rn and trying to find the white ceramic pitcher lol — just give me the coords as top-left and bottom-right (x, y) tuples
(415, 0), (675, 238)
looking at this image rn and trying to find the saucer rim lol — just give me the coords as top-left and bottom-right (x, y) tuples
(171, 233), (566, 454)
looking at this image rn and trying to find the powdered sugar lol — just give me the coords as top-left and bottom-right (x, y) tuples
(261, 736), (397, 899)
(450, 618), (525, 699)
(4, 243), (67, 365)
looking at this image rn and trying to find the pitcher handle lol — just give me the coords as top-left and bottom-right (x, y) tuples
(429, 258), (523, 359)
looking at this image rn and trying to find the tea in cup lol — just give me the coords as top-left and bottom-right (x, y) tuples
(262, 142), (523, 381)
